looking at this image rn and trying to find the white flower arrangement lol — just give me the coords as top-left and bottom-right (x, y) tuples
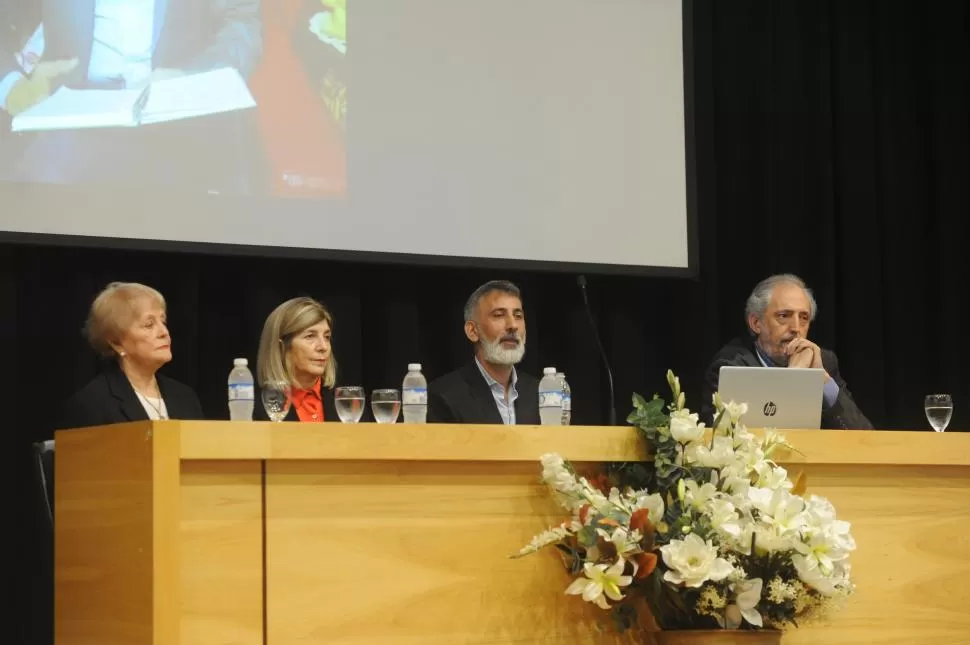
(513, 371), (855, 633)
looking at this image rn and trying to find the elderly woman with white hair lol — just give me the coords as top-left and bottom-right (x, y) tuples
(58, 282), (204, 429)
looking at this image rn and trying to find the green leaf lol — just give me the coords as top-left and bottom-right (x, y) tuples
(611, 603), (638, 632)
(632, 392), (650, 411)
(577, 525), (598, 547)
(554, 544), (584, 575)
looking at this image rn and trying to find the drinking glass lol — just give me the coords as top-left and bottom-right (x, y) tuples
(371, 388), (401, 424)
(261, 380), (291, 422)
(924, 394), (953, 433)
(334, 386), (366, 423)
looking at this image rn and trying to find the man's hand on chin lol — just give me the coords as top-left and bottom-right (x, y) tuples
(785, 338), (826, 374)
(151, 68), (186, 83)
(787, 347), (814, 369)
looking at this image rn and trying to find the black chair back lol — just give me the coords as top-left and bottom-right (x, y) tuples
(33, 440), (54, 526)
(31, 439), (55, 645)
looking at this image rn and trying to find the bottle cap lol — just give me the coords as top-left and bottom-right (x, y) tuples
(543, 367), (556, 375)
(234, 358), (249, 367)
(408, 363), (422, 371)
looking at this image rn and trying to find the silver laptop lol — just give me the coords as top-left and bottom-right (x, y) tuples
(717, 366), (826, 429)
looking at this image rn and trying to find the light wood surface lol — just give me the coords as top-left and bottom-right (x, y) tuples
(265, 459), (639, 645)
(55, 422), (173, 645)
(778, 463), (970, 645)
(180, 460), (264, 645)
(55, 422), (970, 645)
(176, 420), (650, 462)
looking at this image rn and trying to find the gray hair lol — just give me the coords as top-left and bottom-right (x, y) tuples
(744, 273), (817, 329)
(463, 280), (521, 323)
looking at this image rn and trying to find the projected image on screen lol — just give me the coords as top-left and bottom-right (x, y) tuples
(0, 0), (347, 198)
(2, 0), (692, 273)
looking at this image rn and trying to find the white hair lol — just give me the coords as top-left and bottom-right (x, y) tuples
(744, 274), (817, 331)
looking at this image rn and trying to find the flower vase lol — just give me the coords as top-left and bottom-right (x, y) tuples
(653, 630), (782, 645)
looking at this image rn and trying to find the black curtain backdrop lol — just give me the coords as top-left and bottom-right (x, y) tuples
(3, 0), (969, 642)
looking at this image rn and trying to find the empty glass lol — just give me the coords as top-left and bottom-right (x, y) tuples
(261, 380), (292, 422)
(924, 394), (953, 433)
(371, 388), (401, 424)
(334, 386), (366, 423)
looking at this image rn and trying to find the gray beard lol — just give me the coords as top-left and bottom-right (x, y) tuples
(756, 339), (789, 366)
(480, 336), (525, 365)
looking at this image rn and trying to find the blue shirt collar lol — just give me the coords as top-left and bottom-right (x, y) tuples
(753, 341), (777, 367)
(475, 356), (518, 389)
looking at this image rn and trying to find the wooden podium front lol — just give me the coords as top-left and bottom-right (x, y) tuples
(55, 422), (970, 645)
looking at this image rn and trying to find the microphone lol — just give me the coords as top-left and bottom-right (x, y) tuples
(577, 275), (617, 426)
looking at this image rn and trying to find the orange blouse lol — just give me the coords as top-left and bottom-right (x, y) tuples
(290, 379), (324, 422)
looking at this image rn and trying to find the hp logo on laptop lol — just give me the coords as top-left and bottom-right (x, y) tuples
(763, 401), (777, 417)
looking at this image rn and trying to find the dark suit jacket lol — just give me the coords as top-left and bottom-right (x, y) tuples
(701, 336), (873, 431)
(253, 383), (338, 423)
(428, 360), (540, 425)
(57, 361), (204, 430)
(0, 0), (262, 86)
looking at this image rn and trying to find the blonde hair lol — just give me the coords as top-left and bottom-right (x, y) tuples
(85, 282), (167, 358)
(257, 297), (337, 389)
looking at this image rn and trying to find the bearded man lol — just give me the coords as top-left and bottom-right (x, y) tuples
(428, 280), (540, 425)
(702, 273), (872, 430)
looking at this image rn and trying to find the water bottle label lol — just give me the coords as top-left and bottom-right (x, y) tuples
(403, 387), (427, 405)
(562, 395), (571, 411)
(539, 390), (563, 408)
(228, 383), (255, 401)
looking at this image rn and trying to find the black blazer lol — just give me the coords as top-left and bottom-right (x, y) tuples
(58, 362), (204, 430)
(428, 360), (540, 425)
(253, 383), (338, 422)
(701, 336), (873, 431)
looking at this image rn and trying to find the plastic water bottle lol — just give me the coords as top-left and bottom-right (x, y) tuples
(539, 367), (563, 426)
(228, 358), (255, 421)
(402, 363), (428, 424)
(557, 372), (571, 426)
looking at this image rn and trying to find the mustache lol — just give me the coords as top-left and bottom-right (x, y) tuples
(499, 333), (522, 343)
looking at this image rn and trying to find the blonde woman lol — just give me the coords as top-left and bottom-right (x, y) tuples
(59, 282), (204, 429)
(256, 297), (338, 422)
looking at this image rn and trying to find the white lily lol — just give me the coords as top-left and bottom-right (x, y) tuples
(686, 435), (737, 469)
(719, 577), (764, 628)
(795, 500), (855, 573)
(630, 490), (666, 524)
(716, 401), (749, 430)
(595, 526), (642, 559)
(793, 554), (848, 596)
(670, 409), (705, 443)
(565, 557), (635, 609)
(755, 462), (793, 491)
(708, 498), (743, 538)
(749, 487), (808, 534)
(684, 480), (719, 510)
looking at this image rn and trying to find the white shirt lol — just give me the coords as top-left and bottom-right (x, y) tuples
(88, 0), (157, 87)
(1, 0), (157, 110)
(135, 391), (169, 421)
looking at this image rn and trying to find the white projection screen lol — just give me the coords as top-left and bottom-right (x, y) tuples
(0, 0), (697, 275)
